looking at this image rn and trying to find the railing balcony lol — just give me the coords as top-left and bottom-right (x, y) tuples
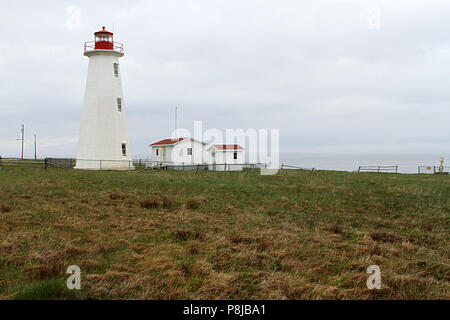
(84, 41), (124, 53)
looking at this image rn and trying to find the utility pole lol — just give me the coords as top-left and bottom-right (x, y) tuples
(21, 125), (24, 159)
(34, 134), (37, 160)
(16, 124), (24, 159)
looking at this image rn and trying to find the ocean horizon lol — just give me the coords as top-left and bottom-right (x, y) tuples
(280, 153), (450, 174)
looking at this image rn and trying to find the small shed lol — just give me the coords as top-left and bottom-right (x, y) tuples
(208, 144), (245, 171)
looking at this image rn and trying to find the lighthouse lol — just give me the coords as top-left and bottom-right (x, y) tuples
(75, 27), (133, 170)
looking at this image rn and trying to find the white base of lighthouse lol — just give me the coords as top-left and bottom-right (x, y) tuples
(75, 49), (133, 170)
(75, 159), (134, 170)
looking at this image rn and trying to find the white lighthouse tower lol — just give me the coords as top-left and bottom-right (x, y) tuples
(75, 27), (133, 170)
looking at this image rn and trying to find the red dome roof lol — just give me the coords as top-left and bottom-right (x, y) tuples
(94, 26), (113, 35)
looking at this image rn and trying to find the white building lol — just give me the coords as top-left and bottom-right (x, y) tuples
(75, 27), (133, 170)
(150, 137), (208, 166)
(208, 144), (245, 171)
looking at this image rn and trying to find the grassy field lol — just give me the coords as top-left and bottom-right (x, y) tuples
(0, 167), (448, 300)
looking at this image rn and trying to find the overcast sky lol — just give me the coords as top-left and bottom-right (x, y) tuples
(1, 0), (449, 159)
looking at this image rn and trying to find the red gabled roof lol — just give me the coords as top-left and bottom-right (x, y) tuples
(213, 144), (244, 150)
(150, 137), (186, 146)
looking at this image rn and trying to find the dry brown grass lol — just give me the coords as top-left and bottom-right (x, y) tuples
(1, 204), (12, 213)
(108, 191), (124, 200)
(0, 167), (448, 299)
(140, 198), (160, 209)
(186, 199), (200, 210)
(161, 195), (174, 209)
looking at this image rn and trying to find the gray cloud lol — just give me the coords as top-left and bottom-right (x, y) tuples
(1, 0), (449, 158)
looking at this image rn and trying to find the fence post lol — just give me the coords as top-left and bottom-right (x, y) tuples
(418, 166), (420, 174)
(100, 160), (102, 170)
(44, 158), (47, 169)
(0, 156), (2, 170)
(129, 161), (131, 171)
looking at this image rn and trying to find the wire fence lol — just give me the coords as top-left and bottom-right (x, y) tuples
(417, 165), (450, 174)
(2, 157), (449, 175)
(140, 160), (266, 172)
(0, 157), (46, 168)
(0, 157), (138, 170)
(0, 157), (266, 172)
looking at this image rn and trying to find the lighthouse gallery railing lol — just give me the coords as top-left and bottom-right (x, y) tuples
(84, 41), (124, 53)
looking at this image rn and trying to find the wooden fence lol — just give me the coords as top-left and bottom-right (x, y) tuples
(280, 164), (316, 173)
(357, 165), (398, 173)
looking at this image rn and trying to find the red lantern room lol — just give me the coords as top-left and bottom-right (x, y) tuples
(84, 26), (123, 53)
(94, 26), (114, 49)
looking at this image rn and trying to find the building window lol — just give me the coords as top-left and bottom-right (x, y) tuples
(121, 143), (126, 156)
(117, 98), (122, 111)
(156, 149), (159, 156)
(113, 63), (119, 77)
(233, 152), (238, 160)
(187, 148), (192, 155)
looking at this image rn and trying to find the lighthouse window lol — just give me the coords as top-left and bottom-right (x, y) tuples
(121, 143), (127, 156)
(113, 63), (119, 77)
(187, 148), (193, 156)
(117, 98), (122, 111)
(234, 152), (238, 160)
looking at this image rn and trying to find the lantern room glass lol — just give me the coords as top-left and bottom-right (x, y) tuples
(95, 34), (112, 42)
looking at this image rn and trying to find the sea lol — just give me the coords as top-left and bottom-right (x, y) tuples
(280, 153), (450, 174)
